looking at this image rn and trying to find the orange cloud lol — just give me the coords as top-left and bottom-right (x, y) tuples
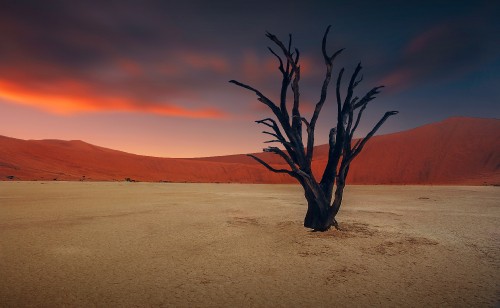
(241, 51), (278, 82)
(116, 58), (144, 76)
(0, 79), (227, 119)
(298, 56), (314, 76)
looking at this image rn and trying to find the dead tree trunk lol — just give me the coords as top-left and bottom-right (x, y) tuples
(230, 26), (397, 231)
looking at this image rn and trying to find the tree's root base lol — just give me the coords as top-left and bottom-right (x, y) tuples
(311, 226), (342, 232)
(311, 228), (329, 232)
(304, 219), (342, 232)
(310, 221), (342, 232)
(332, 221), (342, 231)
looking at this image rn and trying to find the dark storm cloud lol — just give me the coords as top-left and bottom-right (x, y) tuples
(381, 16), (499, 90)
(0, 0), (498, 120)
(0, 0), (238, 116)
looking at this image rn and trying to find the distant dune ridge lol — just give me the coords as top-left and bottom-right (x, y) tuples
(0, 117), (499, 185)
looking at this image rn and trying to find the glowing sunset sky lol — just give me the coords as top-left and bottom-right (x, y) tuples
(0, 0), (498, 157)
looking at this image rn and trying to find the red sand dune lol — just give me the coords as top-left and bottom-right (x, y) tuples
(0, 117), (499, 185)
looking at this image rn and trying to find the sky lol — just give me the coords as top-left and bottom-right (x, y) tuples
(0, 0), (498, 158)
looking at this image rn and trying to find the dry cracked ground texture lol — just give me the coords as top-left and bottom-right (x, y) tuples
(0, 183), (498, 307)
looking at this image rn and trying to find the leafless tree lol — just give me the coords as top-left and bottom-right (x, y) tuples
(230, 26), (398, 231)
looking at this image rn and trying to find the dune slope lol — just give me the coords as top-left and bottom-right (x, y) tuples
(0, 117), (498, 184)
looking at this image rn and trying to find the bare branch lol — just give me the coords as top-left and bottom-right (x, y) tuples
(294, 48), (300, 66)
(247, 154), (292, 175)
(264, 146), (295, 167)
(268, 47), (285, 74)
(305, 129), (315, 164)
(311, 25), (340, 129)
(329, 127), (337, 148)
(319, 126), (341, 190)
(351, 96), (359, 106)
(299, 117), (310, 130)
(255, 119), (274, 129)
(279, 80), (290, 122)
(263, 147), (310, 179)
(303, 26), (346, 164)
(353, 75), (363, 88)
(256, 118), (285, 141)
(353, 86), (384, 110)
(352, 138), (361, 151)
(349, 103), (367, 140)
(262, 131), (292, 147)
(264, 32), (310, 159)
(311, 75), (331, 127)
(264, 32), (309, 165)
(344, 62), (362, 108)
(262, 131), (278, 138)
(268, 45), (291, 121)
(266, 32), (298, 73)
(322, 25), (332, 61)
(286, 33), (292, 73)
(264, 140), (282, 144)
(322, 26), (344, 65)
(230, 80), (292, 137)
(255, 118), (301, 164)
(350, 111), (399, 158)
(258, 121), (292, 147)
(229, 80), (281, 116)
(291, 65), (301, 136)
(336, 68), (345, 121)
(295, 169), (311, 179)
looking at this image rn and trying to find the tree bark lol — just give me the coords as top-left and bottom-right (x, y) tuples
(304, 193), (330, 230)
(330, 182), (345, 220)
(230, 26), (397, 231)
(302, 181), (332, 231)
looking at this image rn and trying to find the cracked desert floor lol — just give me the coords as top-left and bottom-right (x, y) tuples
(0, 182), (498, 307)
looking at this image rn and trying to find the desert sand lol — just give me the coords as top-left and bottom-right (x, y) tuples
(1, 117), (499, 185)
(0, 182), (498, 307)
